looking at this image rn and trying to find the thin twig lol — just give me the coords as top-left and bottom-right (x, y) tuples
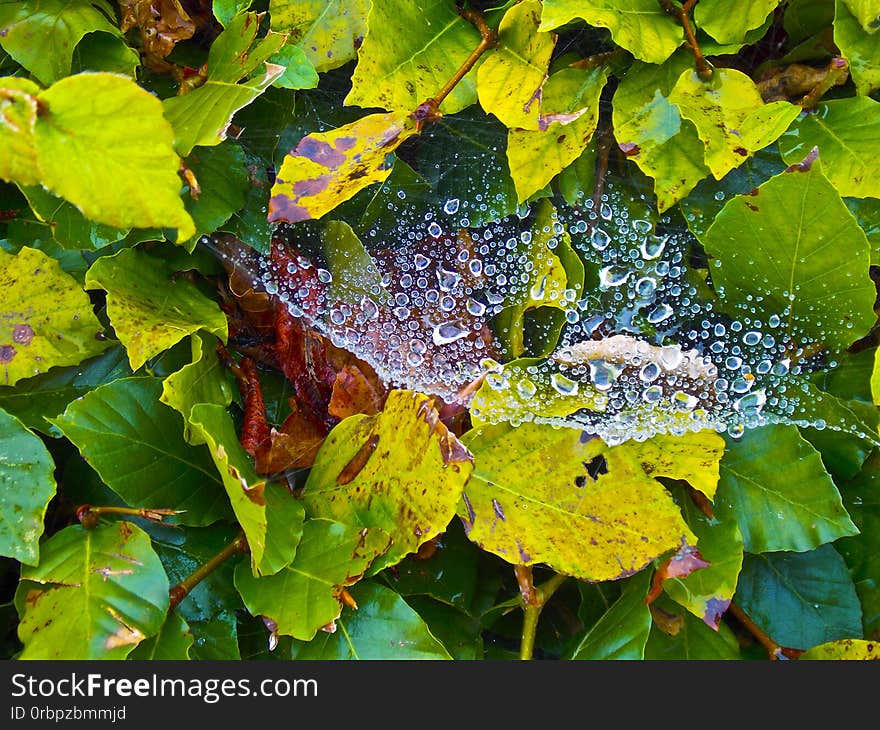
(415, 8), (498, 123)
(168, 531), (249, 610)
(76, 504), (183, 528)
(727, 601), (803, 660)
(661, 0), (712, 80)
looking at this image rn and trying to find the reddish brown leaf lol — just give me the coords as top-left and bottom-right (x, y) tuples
(646, 542), (711, 605)
(328, 364), (385, 419)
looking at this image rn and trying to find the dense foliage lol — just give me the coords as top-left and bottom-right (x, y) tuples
(1, 0), (879, 660)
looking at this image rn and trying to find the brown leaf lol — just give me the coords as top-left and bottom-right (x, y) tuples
(646, 542), (711, 605)
(119, 0), (198, 70)
(328, 364), (385, 419)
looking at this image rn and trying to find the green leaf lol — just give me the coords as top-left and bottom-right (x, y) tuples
(290, 581), (452, 659)
(540, 0), (683, 64)
(0, 407), (56, 565)
(0, 346), (130, 437)
(834, 0), (880, 96)
(269, 111), (420, 224)
(611, 53), (710, 211)
(71, 24), (140, 78)
(644, 594), (742, 659)
(506, 65), (609, 203)
(801, 638), (880, 659)
(779, 99), (880, 199)
(127, 611), (194, 660)
(17, 521), (169, 659)
(0, 0), (122, 85)
(694, 0), (779, 44)
(715, 425), (857, 553)
(492, 199), (585, 358)
(149, 522), (244, 660)
(51, 377), (233, 526)
(459, 422), (711, 582)
(837, 450), (880, 639)
(345, 0), (482, 114)
(570, 571), (652, 659)
(34, 73), (194, 240)
(184, 143), (250, 242)
(161, 333), (234, 444)
(668, 68), (800, 180)
(162, 14), (285, 157)
(213, 0), (252, 27)
(403, 596), (484, 660)
(17, 184), (130, 250)
(476, 0), (555, 131)
(235, 518), (391, 641)
(269, 0), (368, 73)
(663, 484), (743, 628)
(303, 390), (473, 572)
(702, 158), (875, 351)
(85, 247), (228, 371)
(0, 246), (109, 387)
(736, 546), (863, 650)
(187, 403), (304, 576)
(848, 197), (880, 265)
(268, 44), (319, 90)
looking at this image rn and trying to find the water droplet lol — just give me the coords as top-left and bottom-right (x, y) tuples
(640, 235), (666, 259)
(443, 198), (460, 215)
(550, 373), (579, 396)
(599, 265), (630, 288)
(589, 360), (622, 391)
(646, 303), (673, 324)
(428, 222), (443, 238)
(432, 322), (469, 345)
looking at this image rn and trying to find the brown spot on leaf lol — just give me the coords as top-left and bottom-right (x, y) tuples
(12, 323), (33, 345)
(296, 136), (347, 169)
(619, 142), (640, 156)
(786, 146), (819, 173)
(267, 193), (312, 223)
(292, 174), (332, 198)
(733, 147), (748, 157)
(492, 498), (506, 521)
(337, 434), (380, 485)
(703, 597), (730, 630)
(0, 345), (16, 363)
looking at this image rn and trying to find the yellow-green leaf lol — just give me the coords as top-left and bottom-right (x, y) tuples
(235, 518), (391, 641)
(34, 73), (194, 240)
(269, 0), (368, 73)
(303, 390), (473, 572)
(540, 0), (683, 64)
(778, 98), (880, 199)
(801, 638), (880, 659)
(835, 0), (880, 96)
(668, 68), (800, 180)
(507, 65), (609, 202)
(345, 0), (482, 114)
(459, 422), (701, 582)
(17, 522), (169, 659)
(842, 0), (880, 31)
(0, 247), (108, 387)
(85, 248), (228, 371)
(694, 0), (780, 44)
(269, 111), (420, 224)
(476, 0), (555, 131)
(611, 54), (710, 211)
(0, 79), (40, 185)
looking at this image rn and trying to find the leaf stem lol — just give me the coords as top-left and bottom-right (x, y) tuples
(415, 8), (498, 123)
(168, 531), (249, 610)
(661, 0), (712, 80)
(727, 601), (803, 660)
(76, 504), (183, 528)
(518, 569), (568, 660)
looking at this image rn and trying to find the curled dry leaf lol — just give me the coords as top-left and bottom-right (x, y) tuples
(119, 0), (197, 70)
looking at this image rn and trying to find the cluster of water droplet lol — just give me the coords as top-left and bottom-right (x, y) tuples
(242, 183), (867, 445)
